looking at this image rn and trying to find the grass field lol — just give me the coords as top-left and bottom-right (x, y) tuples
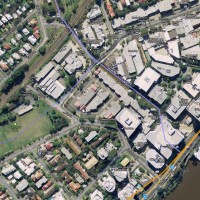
(0, 101), (54, 157)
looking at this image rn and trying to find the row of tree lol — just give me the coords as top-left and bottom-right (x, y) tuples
(1, 64), (29, 94)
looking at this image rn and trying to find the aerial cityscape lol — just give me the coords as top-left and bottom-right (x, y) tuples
(0, 0), (200, 200)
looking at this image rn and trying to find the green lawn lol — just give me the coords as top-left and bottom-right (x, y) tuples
(0, 101), (54, 157)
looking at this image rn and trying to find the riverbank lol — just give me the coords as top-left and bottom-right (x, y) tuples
(165, 159), (200, 200)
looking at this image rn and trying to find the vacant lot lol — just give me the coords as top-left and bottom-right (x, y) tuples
(0, 101), (54, 157)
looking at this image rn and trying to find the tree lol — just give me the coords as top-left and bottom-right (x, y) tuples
(140, 28), (149, 38)
(24, 98), (30, 105)
(69, 74), (77, 86)
(39, 46), (46, 55)
(107, 149), (117, 161)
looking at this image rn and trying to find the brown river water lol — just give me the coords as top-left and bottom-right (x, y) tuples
(165, 160), (200, 200)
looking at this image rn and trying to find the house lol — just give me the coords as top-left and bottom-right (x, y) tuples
(115, 108), (141, 138)
(13, 171), (22, 180)
(106, 1), (115, 17)
(28, 35), (37, 45)
(19, 48), (28, 55)
(134, 67), (161, 93)
(16, 157), (36, 176)
(55, 163), (67, 173)
(0, 62), (9, 71)
(120, 158), (130, 167)
(18, 105), (33, 116)
(2, 165), (16, 176)
(69, 182), (81, 192)
(16, 33), (22, 41)
(74, 162), (90, 181)
(42, 180), (53, 191)
(49, 155), (62, 166)
(61, 147), (72, 159)
(91, 133), (109, 148)
(35, 176), (48, 189)
(97, 147), (108, 160)
(85, 156), (98, 170)
(12, 52), (21, 60)
(3, 44), (11, 51)
(65, 137), (81, 156)
(90, 189), (104, 200)
(85, 131), (98, 143)
(16, 179), (29, 192)
(62, 171), (72, 183)
(11, 38), (17, 46)
(29, 18), (38, 26)
(23, 43), (32, 52)
(7, 57), (14, 66)
(31, 171), (43, 182)
(22, 28), (30, 35)
(44, 185), (57, 198)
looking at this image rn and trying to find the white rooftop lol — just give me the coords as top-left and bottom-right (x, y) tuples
(147, 120), (184, 158)
(167, 90), (191, 119)
(146, 149), (165, 170)
(134, 67), (160, 92)
(115, 108), (141, 137)
(183, 73), (200, 98)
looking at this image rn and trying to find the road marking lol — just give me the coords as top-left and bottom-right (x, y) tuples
(127, 130), (200, 200)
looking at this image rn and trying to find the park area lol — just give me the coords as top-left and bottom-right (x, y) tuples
(0, 101), (54, 158)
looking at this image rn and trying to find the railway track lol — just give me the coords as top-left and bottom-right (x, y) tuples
(0, 0), (94, 108)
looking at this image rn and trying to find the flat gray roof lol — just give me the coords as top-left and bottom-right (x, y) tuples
(148, 85), (167, 105)
(166, 90), (191, 119)
(35, 62), (54, 82)
(53, 45), (72, 64)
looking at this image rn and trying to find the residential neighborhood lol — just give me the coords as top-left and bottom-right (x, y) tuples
(0, 0), (200, 200)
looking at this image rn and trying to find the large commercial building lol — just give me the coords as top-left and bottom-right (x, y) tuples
(146, 149), (165, 170)
(115, 108), (141, 138)
(166, 90), (191, 119)
(134, 67), (160, 93)
(147, 120), (184, 159)
(123, 40), (145, 75)
(183, 73), (200, 98)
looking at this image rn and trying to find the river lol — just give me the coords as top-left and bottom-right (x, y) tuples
(165, 160), (200, 200)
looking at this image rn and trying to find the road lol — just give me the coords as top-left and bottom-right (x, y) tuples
(0, 176), (19, 200)
(145, 131), (200, 200)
